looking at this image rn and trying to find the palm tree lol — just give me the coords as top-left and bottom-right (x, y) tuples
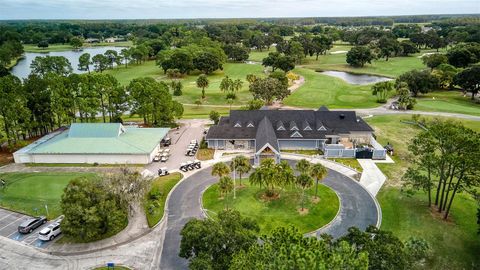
(230, 155), (251, 187)
(219, 176), (234, 209)
(212, 162), (231, 178)
(275, 160), (295, 188)
(232, 79), (243, 93)
(196, 74), (209, 99)
(296, 159), (311, 175)
(296, 173), (313, 211)
(220, 76), (232, 93)
(310, 163), (328, 199)
(249, 158), (276, 196)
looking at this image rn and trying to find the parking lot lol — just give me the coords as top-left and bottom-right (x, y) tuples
(146, 119), (209, 175)
(0, 208), (61, 249)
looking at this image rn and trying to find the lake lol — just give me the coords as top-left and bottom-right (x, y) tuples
(11, 46), (126, 79)
(320, 70), (392, 85)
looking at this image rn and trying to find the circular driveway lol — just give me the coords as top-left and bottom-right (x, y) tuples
(159, 160), (380, 269)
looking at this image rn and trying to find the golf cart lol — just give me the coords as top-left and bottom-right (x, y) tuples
(193, 160), (201, 169)
(158, 167), (170, 176)
(179, 163), (189, 172)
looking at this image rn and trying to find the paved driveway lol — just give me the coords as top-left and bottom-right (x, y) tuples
(146, 119), (208, 175)
(159, 159), (379, 269)
(0, 208), (60, 249)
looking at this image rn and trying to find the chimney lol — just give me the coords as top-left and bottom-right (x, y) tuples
(339, 114), (345, 119)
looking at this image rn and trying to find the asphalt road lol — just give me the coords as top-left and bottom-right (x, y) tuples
(159, 160), (379, 269)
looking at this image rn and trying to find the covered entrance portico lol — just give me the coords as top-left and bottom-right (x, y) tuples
(254, 143), (281, 166)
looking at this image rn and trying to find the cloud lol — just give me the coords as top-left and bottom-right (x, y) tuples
(1, 0), (479, 19)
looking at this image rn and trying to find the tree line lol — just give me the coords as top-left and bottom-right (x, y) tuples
(180, 209), (431, 270)
(0, 56), (183, 147)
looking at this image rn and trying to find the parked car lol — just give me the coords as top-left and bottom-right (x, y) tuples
(163, 149), (170, 155)
(190, 139), (198, 145)
(18, 216), (47, 234)
(160, 154), (168, 162)
(153, 155), (161, 162)
(185, 150), (195, 156)
(158, 167), (170, 176)
(38, 222), (61, 241)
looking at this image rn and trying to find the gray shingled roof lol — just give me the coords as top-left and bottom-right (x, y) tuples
(255, 116), (279, 153)
(206, 107), (373, 141)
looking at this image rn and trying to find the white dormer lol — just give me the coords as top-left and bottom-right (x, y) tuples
(234, 121), (242, 128)
(277, 121), (285, 131)
(303, 121), (312, 131)
(290, 121), (298, 131)
(291, 131), (303, 138)
(247, 121), (255, 128)
(318, 126), (326, 131)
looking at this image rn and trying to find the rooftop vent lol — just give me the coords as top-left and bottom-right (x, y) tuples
(339, 114), (345, 119)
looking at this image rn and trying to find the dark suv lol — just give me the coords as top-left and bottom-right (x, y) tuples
(18, 216), (47, 234)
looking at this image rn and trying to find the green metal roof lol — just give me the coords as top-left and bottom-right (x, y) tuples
(28, 124), (169, 155)
(68, 123), (123, 138)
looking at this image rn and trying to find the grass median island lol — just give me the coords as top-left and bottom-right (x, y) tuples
(0, 172), (95, 219)
(202, 180), (339, 234)
(144, 172), (183, 227)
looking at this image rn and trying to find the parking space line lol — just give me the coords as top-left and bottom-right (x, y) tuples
(7, 230), (20, 238)
(0, 216), (24, 231)
(0, 212), (14, 222)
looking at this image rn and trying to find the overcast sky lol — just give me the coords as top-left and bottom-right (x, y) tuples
(1, 0), (479, 20)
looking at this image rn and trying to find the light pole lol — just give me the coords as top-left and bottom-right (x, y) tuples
(233, 165), (236, 199)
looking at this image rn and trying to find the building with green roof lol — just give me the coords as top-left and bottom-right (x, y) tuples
(14, 123), (170, 164)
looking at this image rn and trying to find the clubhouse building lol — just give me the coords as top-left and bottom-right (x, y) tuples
(206, 106), (386, 165)
(14, 123), (169, 164)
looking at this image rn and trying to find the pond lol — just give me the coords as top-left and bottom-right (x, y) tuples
(320, 70), (392, 85)
(11, 46), (126, 79)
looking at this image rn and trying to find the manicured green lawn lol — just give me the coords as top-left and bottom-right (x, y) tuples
(181, 104), (231, 119)
(329, 158), (363, 173)
(365, 114), (480, 184)
(0, 172), (95, 218)
(283, 68), (383, 109)
(144, 172), (183, 227)
(302, 48), (442, 78)
(368, 114), (480, 269)
(107, 61), (263, 106)
(415, 91), (480, 116)
(378, 187), (480, 269)
(203, 180), (339, 234)
(23, 41), (132, 52)
(104, 60), (163, 85)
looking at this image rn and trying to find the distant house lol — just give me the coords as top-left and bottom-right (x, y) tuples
(14, 123), (169, 164)
(206, 106), (386, 165)
(85, 38), (100, 43)
(104, 37), (116, 43)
